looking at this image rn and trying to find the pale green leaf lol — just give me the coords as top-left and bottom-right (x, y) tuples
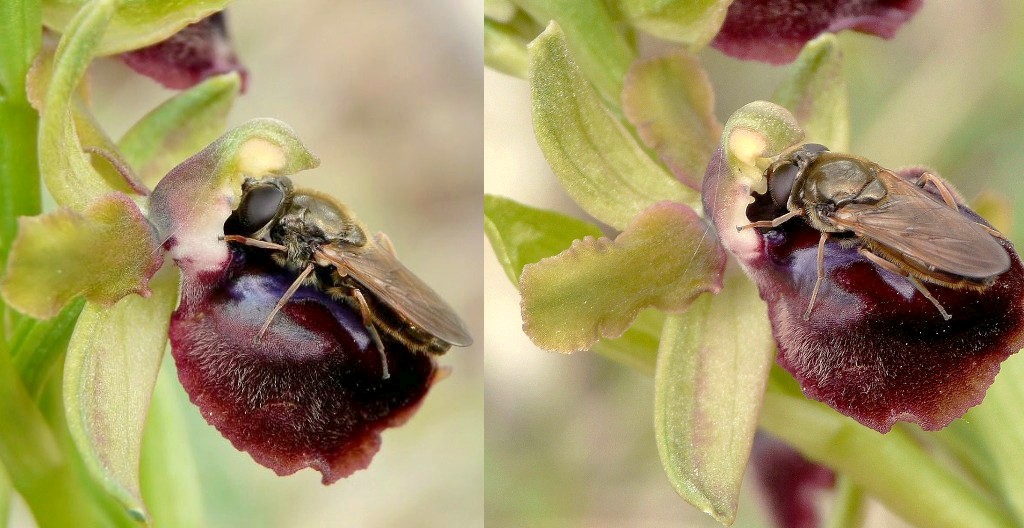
(521, 202), (724, 353)
(1, 193), (161, 319)
(620, 0), (731, 50)
(63, 265), (180, 521)
(485, 17), (532, 79)
(119, 72), (242, 188)
(773, 34), (849, 151)
(530, 23), (699, 230)
(654, 272), (774, 525)
(483, 194), (603, 283)
(43, 0), (229, 55)
(623, 50), (721, 190)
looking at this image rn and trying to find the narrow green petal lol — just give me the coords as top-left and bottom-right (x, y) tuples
(623, 50), (721, 190)
(42, 0), (230, 55)
(773, 34), (849, 150)
(63, 266), (180, 521)
(620, 0), (731, 50)
(530, 23), (699, 230)
(119, 72), (242, 188)
(485, 17), (532, 79)
(654, 273), (774, 525)
(521, 202), (724, 353)
(483, 194), (603, 283)
(1, 193), (161, 319)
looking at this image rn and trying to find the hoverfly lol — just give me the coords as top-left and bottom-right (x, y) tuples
(222, 176), (473, 379)
(738, 143), (1011, 321)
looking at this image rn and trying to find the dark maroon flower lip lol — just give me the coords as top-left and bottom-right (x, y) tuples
(120, 12), (249, 92)
(171, 241), (437, 483)
(711, 0), (923, 64)
(705, 145), (1024, 432)
(752, 432), (835, 528)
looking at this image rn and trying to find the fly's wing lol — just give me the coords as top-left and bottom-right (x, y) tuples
(831, 171), (1010, 280)
(318, 241), (473, 346)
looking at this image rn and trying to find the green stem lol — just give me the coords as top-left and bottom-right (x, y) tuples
(760, 390), (1014, 528)
(0, 344), (111, 527)
(11, 298), (85, 397)
(0, 464), (10, 528)
(824, 476), (867, 528)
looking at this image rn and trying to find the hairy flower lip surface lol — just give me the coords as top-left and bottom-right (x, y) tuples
(171, 246), (437, 483)
(706, 147), (1024, 432)
(711, 0), (923, 64)
(120, 12), (249, 92)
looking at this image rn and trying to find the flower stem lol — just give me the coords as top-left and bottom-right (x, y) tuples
(823, 476), (866, 528)
(760, 389), (1014, 528)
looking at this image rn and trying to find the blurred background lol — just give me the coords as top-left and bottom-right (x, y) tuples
(11, 1), (481, 527)
(485, 1), (1024, 526)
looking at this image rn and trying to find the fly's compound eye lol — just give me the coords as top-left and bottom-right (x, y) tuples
(236, 183), (286, 235)
(768, 162), (800, 206)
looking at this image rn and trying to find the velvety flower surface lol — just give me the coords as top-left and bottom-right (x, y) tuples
(711, 0), (922, 64)
(120, 12), (249, 92)
(148, 120), (436, 482)
(705, 148), (1024, 432)
(751, 433), (835, 528)
(171, 246), (436, 483)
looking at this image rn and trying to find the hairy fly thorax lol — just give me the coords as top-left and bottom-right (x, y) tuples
(229, 177), (457, 360)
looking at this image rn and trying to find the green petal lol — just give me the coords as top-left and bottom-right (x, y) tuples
(38, 0), (121, 210)
(119, 72), (242, 188)
(623, 50), (721, 190)
(1, 193), (161, 319)
(964, 353), (1024, 525)
(520, 202), (724, 353)
(590, 308), (663, 377)
(620, 0), (731, 50)
(63, 265), (180, 521)
(654, 273), (774, 525)
(772, 34), (849, 151)
(516, 1), (635, 106)
(483, 194), (603, 283)
(530, 23), (699, 230)
(43, 0), (230, 56)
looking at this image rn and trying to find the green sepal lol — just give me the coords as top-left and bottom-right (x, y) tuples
(119, 72), (242, 188)
(42, 0), (230, 56)
(63, 264), (180, 521)
(654, 272), (774, 525)
(619, 0), (731, 50)
(529, 22), (699, 230)
(520, 202), (724, 353)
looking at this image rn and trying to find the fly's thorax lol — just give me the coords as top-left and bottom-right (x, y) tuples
(790, 153), (888, 232)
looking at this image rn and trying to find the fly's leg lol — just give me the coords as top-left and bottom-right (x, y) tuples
(859, 249), (952, 321)
(915, 173), (959, 209)
(804, 232), (829, 321)
(353, 289), (390, 380)
(737, 209), (804, 231)
(256, 263), (316, 339)
(222, 234), (288, 252)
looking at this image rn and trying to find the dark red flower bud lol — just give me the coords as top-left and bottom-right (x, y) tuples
(120, 12), (249, 92)
(712, 0), (922, 64)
